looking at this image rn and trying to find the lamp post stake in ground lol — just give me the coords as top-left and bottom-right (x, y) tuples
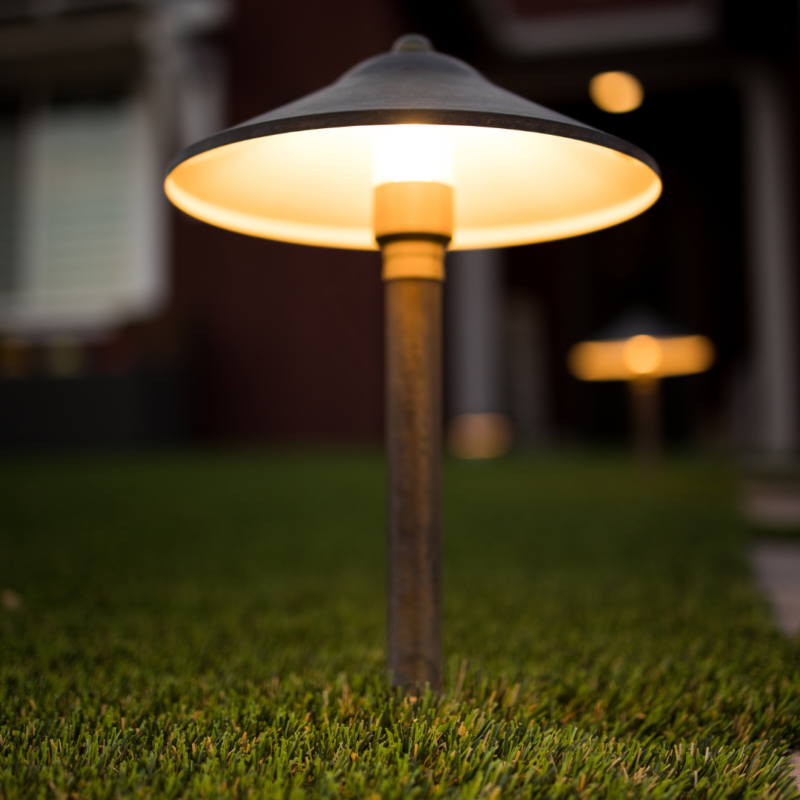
(377, 177), (453, 688)
(384, 267), (443, 688)
(164, 33), (661, 691)
(628, 376), (660, 470)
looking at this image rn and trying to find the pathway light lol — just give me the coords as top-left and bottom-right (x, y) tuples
(165, 34), (661, 690)
(568, 309), (714, 467)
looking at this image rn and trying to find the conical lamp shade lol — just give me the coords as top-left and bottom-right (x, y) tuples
(165, 39), (661, 251)
(591, 307), (686, 340)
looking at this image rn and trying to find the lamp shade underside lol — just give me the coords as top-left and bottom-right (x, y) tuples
(165, 47), (661, 251)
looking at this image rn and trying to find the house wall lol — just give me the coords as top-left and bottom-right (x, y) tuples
(171, 0), (408, 442)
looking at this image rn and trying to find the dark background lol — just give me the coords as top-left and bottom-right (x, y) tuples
(0, 0), (797, 451)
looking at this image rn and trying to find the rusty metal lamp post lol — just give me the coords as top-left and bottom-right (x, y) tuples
(568, 310), (715, 469)
(164, 34), (661, 690)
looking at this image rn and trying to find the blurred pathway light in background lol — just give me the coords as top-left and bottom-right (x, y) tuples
(0, 337), (33, 380)
(165, 34), (661, 691)
(447, 249), (512, 459)
(45, 337), (86, 379)
(569, 308), (714, 469)
(448, 413), (512, 459)
(590, 71), (644, 114)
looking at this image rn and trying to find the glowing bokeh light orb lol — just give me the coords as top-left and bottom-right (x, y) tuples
(623, 335), (662, 375)
(590, 72), (644, 114)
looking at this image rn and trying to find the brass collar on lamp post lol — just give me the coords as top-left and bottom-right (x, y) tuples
(165, 34), (662, 691)
(568, 309), (715, 469)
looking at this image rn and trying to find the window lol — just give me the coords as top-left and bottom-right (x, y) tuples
(0, 93), (166, 335)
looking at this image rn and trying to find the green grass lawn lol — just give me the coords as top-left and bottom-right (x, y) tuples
(1, 450), (798, 799)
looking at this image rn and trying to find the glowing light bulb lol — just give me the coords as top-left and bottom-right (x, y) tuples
(373, 124), (454, 186)
(623, 335), (662, 375)
(589, 72), (644, 114)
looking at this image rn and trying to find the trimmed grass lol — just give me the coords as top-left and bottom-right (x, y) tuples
(1, 450), (798, 799)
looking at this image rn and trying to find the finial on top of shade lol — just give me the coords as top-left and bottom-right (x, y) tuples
(392, 34), (433, 53)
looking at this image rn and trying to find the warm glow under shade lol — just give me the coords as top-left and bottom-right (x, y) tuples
(165, 123), (662, 251)
(568, 335), (715, 381)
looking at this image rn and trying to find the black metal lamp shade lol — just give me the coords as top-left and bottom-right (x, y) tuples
(591, 307), (687, 341)
(165, 38), (661, 251)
